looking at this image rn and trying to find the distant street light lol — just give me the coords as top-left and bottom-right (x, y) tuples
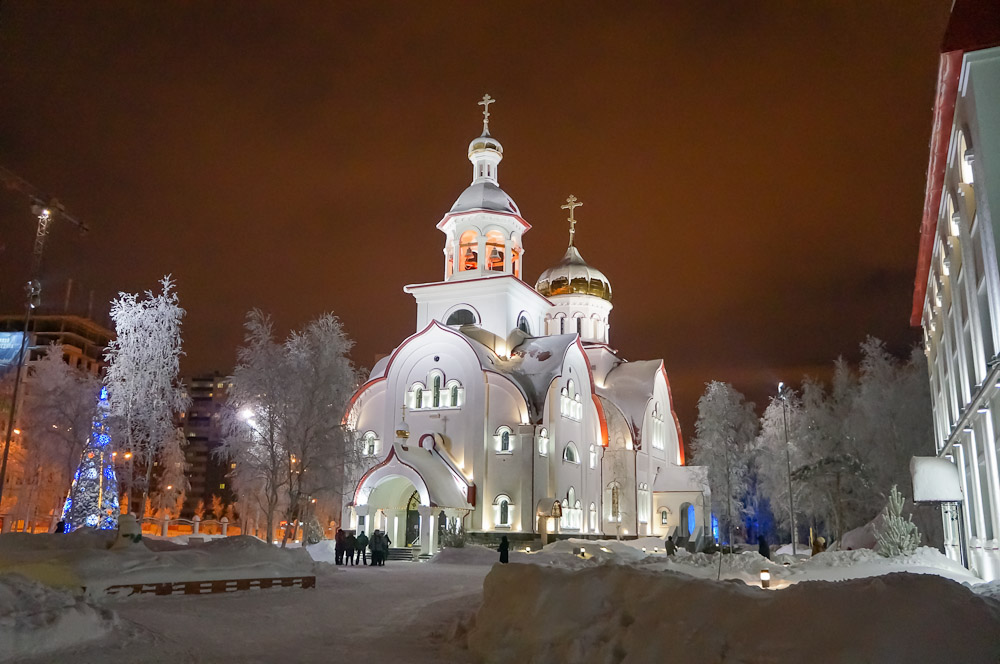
(778, 382), (797, 556)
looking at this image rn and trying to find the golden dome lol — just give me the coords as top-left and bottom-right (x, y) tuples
(535, 245), (612, 302)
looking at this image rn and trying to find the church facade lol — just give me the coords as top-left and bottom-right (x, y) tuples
(343, 97), (708, 555)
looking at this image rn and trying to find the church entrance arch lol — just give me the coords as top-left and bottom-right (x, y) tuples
(364, 475), (423, 550)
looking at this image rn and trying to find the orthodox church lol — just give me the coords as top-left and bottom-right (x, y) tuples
(343, 96), (708, 555)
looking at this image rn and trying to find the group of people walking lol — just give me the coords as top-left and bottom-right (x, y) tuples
(333, 528), (392, 566)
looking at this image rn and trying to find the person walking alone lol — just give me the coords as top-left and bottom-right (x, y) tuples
(665, 535), (677, 556)
(498, 535), (510, 564)
(356, 530), (369, 565)
(369, 530), (382, 566)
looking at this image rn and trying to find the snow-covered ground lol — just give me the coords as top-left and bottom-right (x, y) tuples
(3, 533), (1000, 662)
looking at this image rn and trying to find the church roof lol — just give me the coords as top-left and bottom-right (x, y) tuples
(535, 245), (612, 301)
(449, 181), (521, 215)
(596, 360), (663, 446)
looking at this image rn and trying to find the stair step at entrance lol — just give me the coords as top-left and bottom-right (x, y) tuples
(386, 547), (415, 561)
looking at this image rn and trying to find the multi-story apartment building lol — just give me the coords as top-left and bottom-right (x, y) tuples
(911, 0), (1000, 571)
(178, 373), (234, 516)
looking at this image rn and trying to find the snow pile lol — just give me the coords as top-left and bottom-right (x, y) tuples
(464, 564), (1000, 663)
(541, 538), (646, 563)
(0, 573), (118, 660)
(0, 533), (318, 597)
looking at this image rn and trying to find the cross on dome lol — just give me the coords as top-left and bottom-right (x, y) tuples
(478, 94), (495, 133)
(561, 195), (583, 246)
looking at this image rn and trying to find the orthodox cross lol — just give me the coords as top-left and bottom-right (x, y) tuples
(400, 403), (408, 422)
(561, 195), (583, 246)
(479, 94), (495, 133)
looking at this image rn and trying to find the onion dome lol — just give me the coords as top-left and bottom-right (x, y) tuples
(535, 245), (612, 301)
(450, 94), (520, 215)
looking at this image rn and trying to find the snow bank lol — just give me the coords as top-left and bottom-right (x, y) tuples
(0, 533), (318, 597)
(0, 573), (118, 660)
(541, 538), (646, 563)
(464, 564), (1000, 663)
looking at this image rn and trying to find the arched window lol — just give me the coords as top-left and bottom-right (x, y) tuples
(459, 230), (478, 272)
(575, 315), (583, 335)
(496, 426), (513, 454)
(589, 444), (597, 469)
(660, 509), (669, 525)
(563, 442), (579, 464)
(486, 230), (505, 271)
(450, 384), (459, 407)
(608, 481), (621, 522)
(558, 314), (566, 334)
(959, 130), (975, 185)
(538, 428), (548, 456)
(361, 431), (379, 457)
(590, 503), (598, 532)
(494, 494), (513, 528)
(413, 386), (423, 409)
(517, 314), (531, 334)
(446, 308), (476, 326)
(568, 486), (576, 505)
(432, 374), (441, 408)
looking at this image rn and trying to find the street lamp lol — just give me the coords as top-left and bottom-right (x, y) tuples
(778, 382), (796, 556)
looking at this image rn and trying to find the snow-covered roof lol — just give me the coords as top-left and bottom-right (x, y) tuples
(369, 355), (390, 381)
(449, 181), (520, 215)
(652, 463), (708, 494)
(394, 442), (474, 509)
(597, 359), (663, 445)
(454, 329), (578, 423)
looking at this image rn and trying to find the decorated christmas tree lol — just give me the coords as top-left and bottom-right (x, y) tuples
(61, 386), (119, 531)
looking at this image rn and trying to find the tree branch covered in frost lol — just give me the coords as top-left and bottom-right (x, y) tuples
(875, 484), (921, 557)
(216, 309), (359, 544)
(691, 381), (758, 543)
(104, 276), (189, 519)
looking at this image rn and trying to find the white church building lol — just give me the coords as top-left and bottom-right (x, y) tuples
(343, 96), (708, 555)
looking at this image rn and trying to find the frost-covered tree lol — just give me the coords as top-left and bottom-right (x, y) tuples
(874, 485), (920, 557)
(9, 344), (100, 526)
(217, 310), (358, 545)
(104, 276), (190, 520)
(149, 428), (188, 518)
(691, 381), (758, 545)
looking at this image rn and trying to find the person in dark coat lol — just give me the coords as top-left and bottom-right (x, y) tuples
(344, 532), (357, 566)
(369, 530), (382, 566)
(379, 532), (391, 566)
(54, 520), (66, 534)
(664, 536), (677, 556)
(498, 535), (510, 564)
(758, 535), (770, 560)
(334, 528), (346, 565)
(355, 531), (369, 565)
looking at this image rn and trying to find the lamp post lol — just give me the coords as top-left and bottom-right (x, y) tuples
(778, 382), (796, 556)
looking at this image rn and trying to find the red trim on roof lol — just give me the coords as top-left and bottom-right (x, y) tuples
(911, 50), (963, 327)
(659, 362), (686, 465)
(436, 208), (531, 232)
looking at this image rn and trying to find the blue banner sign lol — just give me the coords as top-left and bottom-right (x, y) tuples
(0, 332), (25, 369)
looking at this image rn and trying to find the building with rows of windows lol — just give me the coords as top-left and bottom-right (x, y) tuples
(911, 1), (1000, 572)
(342, 98), (707, 556)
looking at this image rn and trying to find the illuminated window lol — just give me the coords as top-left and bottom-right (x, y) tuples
(660, 509), (669, 525)
(590, 503), (598, 532)
(414, 387), (423, 409)
(563, 442), (579, 464)
(486, 230), (505, 272)
(230, 462), (237, 469)
(459, 230), (479, 272)
(538, 428), (549, 456)
(589, 444), (597, 469)
(361, 431), (380, 457)
(432, 374), (441, 408)
(450, 384), (459, 407)
(219, 483), (226, 490)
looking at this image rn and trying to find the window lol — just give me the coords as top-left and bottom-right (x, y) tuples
(450, 384), (459, 407)
(538, 428), (548, 456)
(576, 316), (583, 335)
(560, 488), (583, 530)
(411, 374), (463, 410)
(607, 482), (622, 522)
(590, 503), (598, 532)
(589, 444), (597, 469)
(459, 230), (479, 272)
(446, 308), (476, 326)
(517, 314), (531, 334)
(486, 230), (505, 271)
(560, 380), (582, 421)
(494, 494), (513, 528)
(219, 483), (226, 490)
(496, 426), (513, 454)
(638, 483), (650, 524)
(414, 387), (423, 409)
(660, 509), (669, 525)
(432, 374), (441, 408)
(563, 442), (579, 464)
(361, 431), (380, 457)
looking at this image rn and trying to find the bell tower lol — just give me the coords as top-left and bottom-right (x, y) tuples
(438, 95), (529, 283)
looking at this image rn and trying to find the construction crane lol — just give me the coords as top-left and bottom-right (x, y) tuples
(0, 163), (91, 513)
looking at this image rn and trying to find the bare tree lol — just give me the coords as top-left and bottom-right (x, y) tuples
(104, 276), (190, 519)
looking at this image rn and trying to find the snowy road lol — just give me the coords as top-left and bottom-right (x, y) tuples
(24, 562), (489, 664)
